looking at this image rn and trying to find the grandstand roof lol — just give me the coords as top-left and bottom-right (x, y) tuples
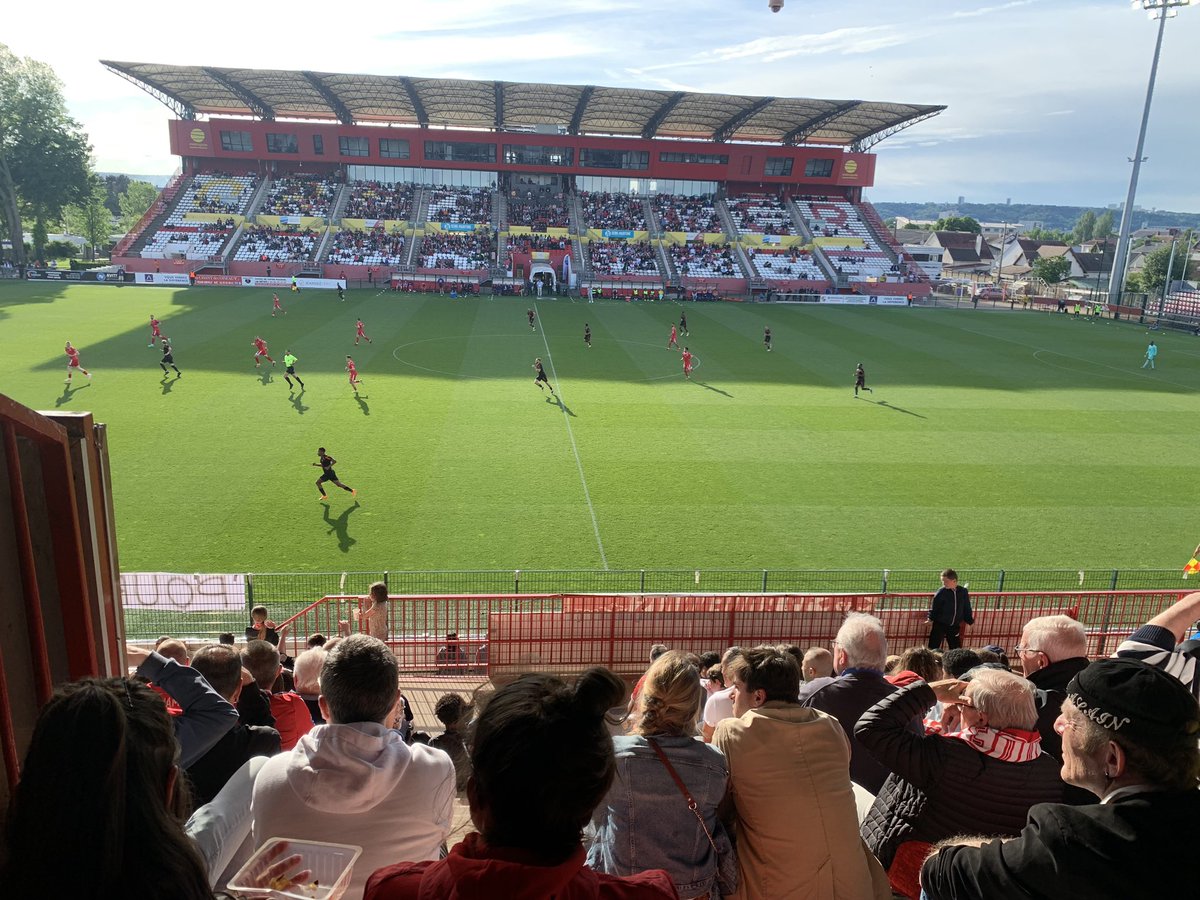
(101, 62), (945, 150)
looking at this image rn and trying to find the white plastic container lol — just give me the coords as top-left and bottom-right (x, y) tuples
(227, 837), (363, 900)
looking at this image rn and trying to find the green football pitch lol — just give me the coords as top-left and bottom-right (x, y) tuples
(0, 281), (1195, 574)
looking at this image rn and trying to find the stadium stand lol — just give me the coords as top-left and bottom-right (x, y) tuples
(795, 197), (901, 281)
(325, 230), (407, 267)
(259, 175), (337, 217)
(668, 241), (738, 277)
(343, 181), (415, 221)
(139, 173), (260, 260)
(652, 194), (724, 234)
(233, 225), (320, 262)
(727, 193), (797, 236)
(579, 191), (648, 230)
(165, 174), (257, 224)
(507, 198), (569, 229)
(427, 187), (492, 225)
(589, 240), (659, 276)
(508, 234), (571, 253)
(748, 247), (825, 280)
(419, 231), (493, 270)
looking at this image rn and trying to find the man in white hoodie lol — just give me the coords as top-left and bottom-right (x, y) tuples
(251, 634), (454, 898)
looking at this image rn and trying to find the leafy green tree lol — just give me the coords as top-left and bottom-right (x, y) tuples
(64, 177), (114, 259)
(0, 44), (92, 272)
(1072, 210), (1096, 244)
(31, 218), (47, 261)
(44, 239), (78, 259)
(1026, 227), (1071, 242)
(118, 180), (159, 233)
(1094, 210), (1115, 237)
(1032, 255), (1071, 285)
(933, 215), (981, 234)
(103, 173), (130, 217)
(1137, 244), (1190, 296)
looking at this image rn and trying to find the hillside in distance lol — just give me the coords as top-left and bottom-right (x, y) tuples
(869, 200), (1200, 232)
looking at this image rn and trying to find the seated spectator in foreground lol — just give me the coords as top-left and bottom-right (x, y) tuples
(0, 678), (212, 899)
(366, 668), (677, 899)
(242, 639), (313, 751)
(187, 644), (281, 805)
(253, 634), (454, 899)
(1016, 614), (1090, 759)
(801, 646), (835, 683)
(291, 646), (326, 726)
(920, 658), (1200, 899)
(940, 647), (982, 680)
(714, 646), (890, 900)
(887, 646), (942, 686)
(701, 646), (741, 742)
(1115, 588), (1200, 698)
(589, 651), (735, 899)
(857, 668), (1066, 884)
(800, 613), (898, 795)
(429, 692), (472, 793)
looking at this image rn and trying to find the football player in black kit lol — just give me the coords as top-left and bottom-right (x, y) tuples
(159, 338), (181, 377)
(532, 358), (554, 394)
(584, 323), (592, 348)
(854, 363), (873, 397)
(527, 308), (536, 331)
(313, 447), (356, 500)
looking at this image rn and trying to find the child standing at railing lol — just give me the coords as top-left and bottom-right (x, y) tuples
(358, 582), (390, 641)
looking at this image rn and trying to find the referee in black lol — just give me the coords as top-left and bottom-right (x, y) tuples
(159, 338), (181, 377)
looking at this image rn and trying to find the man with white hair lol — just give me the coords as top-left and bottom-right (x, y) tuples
(857, 669), (1066, 882)
(800, 613), (898, 794)
(1016, 614), (1090, 759)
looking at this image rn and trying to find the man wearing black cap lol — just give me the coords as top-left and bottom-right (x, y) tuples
(921, 657), (1200, 899)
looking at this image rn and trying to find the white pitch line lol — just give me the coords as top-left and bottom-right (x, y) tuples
(533, 300), (608, 570)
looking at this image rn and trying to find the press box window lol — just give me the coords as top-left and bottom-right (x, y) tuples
(658, 152), (729, 165)
(764, 157), (794, 177)
(804, 159), (834, 178)
(266, 133), (298, 154)
(313, 135), (324, 155)
(424, 141), (496, 163)
(219, 130), (253, 153)
(379, 138), (411, 159)
(339, 136), (370, 158)
(579, 148), (649, 171)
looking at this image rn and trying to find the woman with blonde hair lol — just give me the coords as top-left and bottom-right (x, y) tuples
(588, 651), (736, 899)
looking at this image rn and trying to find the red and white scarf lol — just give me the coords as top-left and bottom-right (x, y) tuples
(955, 725), (1043, 763)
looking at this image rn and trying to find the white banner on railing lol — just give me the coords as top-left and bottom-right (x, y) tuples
(135, 272), (191, 285)
(120, 572), (246, 612)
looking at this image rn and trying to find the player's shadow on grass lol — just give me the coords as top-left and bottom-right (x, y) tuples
(860, 397), (926, 419)
(354, 393), (370, 416)
(547, 394), (576, 417)
(54, 381), (90, 407)
(696, 381), (733, 398)
(160, 375), (177, 396)
(322, 500), (360, 553)
(289, 389), (309, 415)
(258, 369), (273, 385)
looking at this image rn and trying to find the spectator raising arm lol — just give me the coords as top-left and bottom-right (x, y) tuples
(1115, 589), (1200, 699)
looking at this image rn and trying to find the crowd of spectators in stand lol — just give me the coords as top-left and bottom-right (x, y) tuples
(419, 231), (493, 270)
(653, 194), (723, 233)
(507, 198), (569, 229)
(727, 193), (796, 236)
(508, 234), (571, 253)
(234, 225), (319, 262)
(326, 230), (407, 266)
(259, 175), (336, 217)
(344, 182), (414, 221)
(183, 174), (257, 217)
(749, 247), (824, 280)
(589, 239), (659, 276)
(580, 191), (648, 230)
(427, 187), (492, 224)
(668, 241), (737, 277)
(9, 579), (1200, 899)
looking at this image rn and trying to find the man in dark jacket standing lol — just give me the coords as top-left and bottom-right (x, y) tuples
(857, 668), (1065, 873)
(921, 658), (1200, 899)
(800, 613), (897, 795)
(927, 568), (973, 649)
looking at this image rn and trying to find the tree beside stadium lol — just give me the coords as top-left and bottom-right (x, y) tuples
(0, 44), (92, 271)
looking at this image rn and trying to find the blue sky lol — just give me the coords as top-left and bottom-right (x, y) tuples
(7, 0), (1199, 210)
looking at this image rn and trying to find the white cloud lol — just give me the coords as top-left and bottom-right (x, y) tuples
(951, 0), (1038, 20)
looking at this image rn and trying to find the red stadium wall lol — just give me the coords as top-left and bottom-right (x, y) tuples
(169, 119), (877, 191)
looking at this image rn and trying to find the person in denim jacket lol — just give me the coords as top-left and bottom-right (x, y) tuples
(589, 651), (735, 899)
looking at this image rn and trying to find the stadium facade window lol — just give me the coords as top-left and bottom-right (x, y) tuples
(803, 158), (834, 178)
(578, 148), (650, 171)
(503, 144), (574, 167)
(313, 135), (324, 155)
(658, 152), (729, 165)
(379, 138), (411, 159)
(764, 156), (794, 177)
(424, 141), (496, 164)
(219, 130), (253, 153)
(266, 133), (299, 154)
(347, 165), (495, 189)
(338, 136), (370, 158)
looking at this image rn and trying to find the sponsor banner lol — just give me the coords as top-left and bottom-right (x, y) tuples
(813, 236), (865, 248)
(762, 234), (781, 245)
(255, 215), (325, 229)
(239, 276), (344, 289)
(195, 274), (242, 286)
(27, 268), (131, 282)
(602, 229), (635, 239)
(183, 212), (245, 226)
(531, 251), (550, 262)
(120, 572), (246, 613)
(186, 125), (210, 152)
(874, 296), (909, 305)
(341, 218), (406, 233)
(439, 222), (477, 233)
(819, 295), (870, 305)
(135, 272), (191, 285)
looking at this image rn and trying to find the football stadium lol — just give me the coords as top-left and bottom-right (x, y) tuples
(2, 24), (1200, 898)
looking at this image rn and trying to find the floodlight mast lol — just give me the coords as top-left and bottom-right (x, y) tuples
(1107, 0), (1192, 308)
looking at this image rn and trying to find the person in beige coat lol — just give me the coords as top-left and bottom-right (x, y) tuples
(714, 646), (890, 900)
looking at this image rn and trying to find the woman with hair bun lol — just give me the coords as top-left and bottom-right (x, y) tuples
(366, 667), (678, 899)
(1, 678), (213, 899)
(588, 651), (735, 899)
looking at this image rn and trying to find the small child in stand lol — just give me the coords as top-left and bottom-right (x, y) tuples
(357, 582), (390, 641)
(430, 693), (473, 793)
(246, 605), (292, 665)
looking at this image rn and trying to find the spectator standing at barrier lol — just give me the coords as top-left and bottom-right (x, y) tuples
(714, 646), (890, 899)
(1115, 587), (1200, 698)
(927, 569), (973, 650)
(920, 658), (1200, 899)
(589, 651), (736, 899)
(358, 581), (390, 640)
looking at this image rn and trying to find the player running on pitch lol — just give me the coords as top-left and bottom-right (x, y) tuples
(533, 357), (554, 394)
(283, 350), (304, 389)
(346, 355), (363, 392)
(63, 341), (92, 383)
(159, 338), (181, 378)
(764, 327), (772, 351)
(679, 311), (689, 336)
(337, 282), (345, 302)
(668, 324), (678, 349)
(584, 323), (592, 348)
(355, 319), (372, 345)
(272, 293), (285, 316)
(252, 336), (276, 367)
(681, 346), (693, 380)
(527, 308), (536, 331)
(313, 447), (356, 501)
(148, 315), (162, 347)
(854, 362), (873, 396)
